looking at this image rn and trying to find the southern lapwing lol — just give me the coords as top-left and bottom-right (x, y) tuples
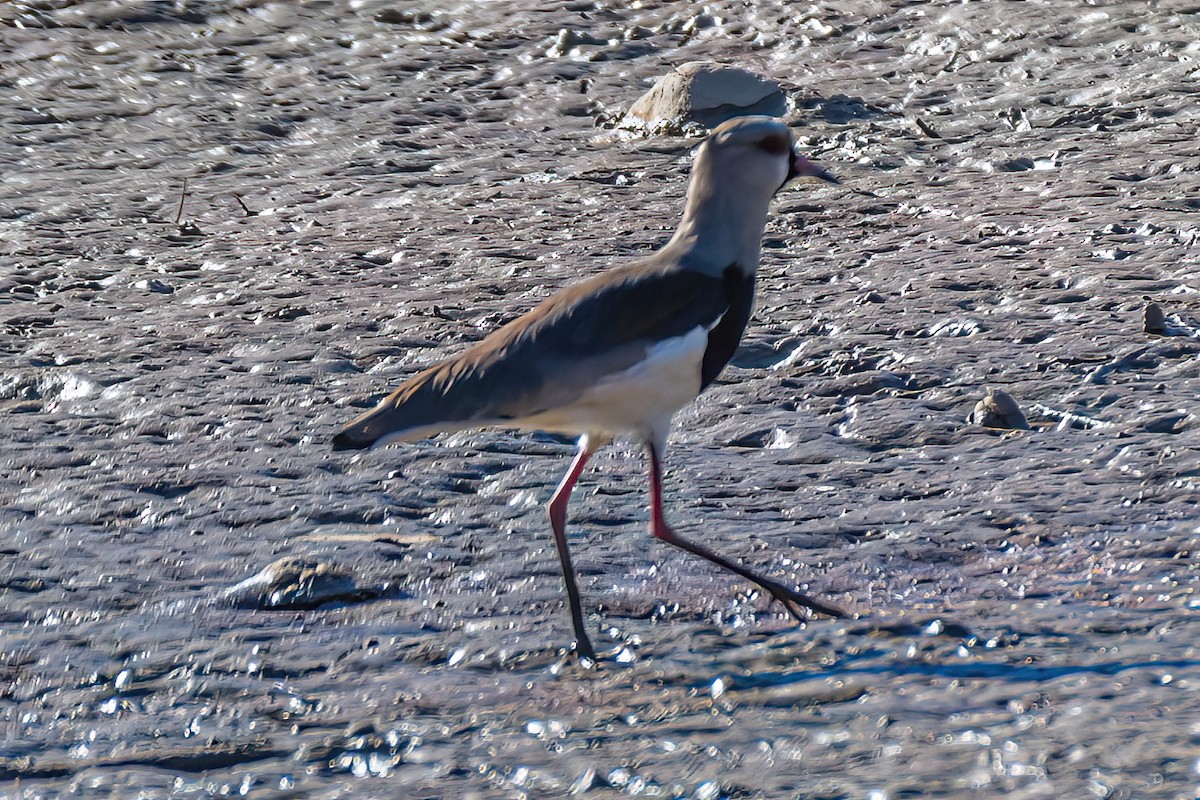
(333, 116), (843, 660)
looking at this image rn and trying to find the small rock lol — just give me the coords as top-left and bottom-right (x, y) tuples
(1, 576), (49, 593)
(1001, 157), (1036, 172)
(570, 767), (602, 794)
(219, 556), (372, 610)
(546, 28), (609, 58)
(1143, 301), (1167, 334)
(1137, 411), (1193, 434)
(924, 318), (983, 337)
(622, 62), (787, 132)
(970, 388), (1030, 430)
(133, 278), (174, 294)
(374, 8), (448, 30)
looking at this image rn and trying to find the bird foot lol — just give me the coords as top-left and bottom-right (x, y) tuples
(762, 580), (848, 621)
(572, 637), (598, 664)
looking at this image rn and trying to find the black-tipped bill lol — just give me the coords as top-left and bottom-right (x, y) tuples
(788, 152), (839, 185)
(332, 431), (373, 451)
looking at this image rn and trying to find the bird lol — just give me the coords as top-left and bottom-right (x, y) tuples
(333, 115), (844, 660)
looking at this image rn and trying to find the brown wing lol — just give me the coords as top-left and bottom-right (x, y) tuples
(333, 259), (742, 449)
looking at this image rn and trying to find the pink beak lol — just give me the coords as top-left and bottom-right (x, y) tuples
(790, 152), (839, 184)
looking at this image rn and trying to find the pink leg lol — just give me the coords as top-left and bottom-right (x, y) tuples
(547, 436), (602, 660)
(647, 444), (845, 621)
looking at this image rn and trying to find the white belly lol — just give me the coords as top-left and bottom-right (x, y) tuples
(518, 326), (708, 440)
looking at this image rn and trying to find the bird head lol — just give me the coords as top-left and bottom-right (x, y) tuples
(671, 116), (839, 272)
(701, 116), (838, 197)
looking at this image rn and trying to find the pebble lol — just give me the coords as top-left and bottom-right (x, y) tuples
(1143, 301), (1167, 335)
(218, 556), (372, 610)
(970, 387), (1031, 430)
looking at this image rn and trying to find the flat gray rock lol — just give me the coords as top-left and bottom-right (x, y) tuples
(622, 62), (787, 132)
(219, 556), (375, 609)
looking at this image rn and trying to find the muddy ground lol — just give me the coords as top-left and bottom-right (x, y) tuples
(1, 1), (1198, 798)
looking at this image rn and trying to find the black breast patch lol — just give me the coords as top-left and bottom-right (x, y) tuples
(700, 266), (756, 389)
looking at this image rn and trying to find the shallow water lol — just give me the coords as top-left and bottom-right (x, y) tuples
(2, 0), (1198, 797)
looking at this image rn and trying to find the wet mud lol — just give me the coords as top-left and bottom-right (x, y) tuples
(1, 1), (1198, 797)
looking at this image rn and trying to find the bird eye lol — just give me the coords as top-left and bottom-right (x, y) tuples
(755, 135), (790, 156)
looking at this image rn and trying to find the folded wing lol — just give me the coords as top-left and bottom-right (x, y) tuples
(333, 259), (752, 449)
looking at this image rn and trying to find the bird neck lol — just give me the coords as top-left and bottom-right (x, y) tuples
(666, 179), (773, 276)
